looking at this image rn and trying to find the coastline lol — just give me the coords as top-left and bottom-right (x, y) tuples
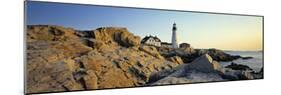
(221, 51), (263, 72)
(26, 25), (263, 94)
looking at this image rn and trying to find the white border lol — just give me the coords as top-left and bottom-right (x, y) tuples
(1, 0), (281, 95)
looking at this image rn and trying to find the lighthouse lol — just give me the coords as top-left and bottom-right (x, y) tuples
(172, 23), (178, 48)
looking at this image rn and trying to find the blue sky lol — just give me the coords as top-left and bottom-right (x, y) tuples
(26, 1), (263, 51)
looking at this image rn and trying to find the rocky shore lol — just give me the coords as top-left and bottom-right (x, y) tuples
(26, 25), (263, 94)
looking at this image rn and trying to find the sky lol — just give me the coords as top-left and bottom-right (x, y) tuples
(26, 1), (263, 51)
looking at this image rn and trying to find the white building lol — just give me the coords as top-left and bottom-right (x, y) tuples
(141, 35), (161, 47)
(171, 23), (179, 48)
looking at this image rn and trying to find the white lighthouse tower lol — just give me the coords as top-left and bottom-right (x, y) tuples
(171, 23), (178, 48)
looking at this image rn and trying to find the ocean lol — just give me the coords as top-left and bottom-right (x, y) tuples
(220, 51), (263, 72)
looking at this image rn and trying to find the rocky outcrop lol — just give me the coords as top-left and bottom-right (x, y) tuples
(225, 62), (253, 71)
(252, 67), (264, 79)
(241, 56), (254, 60)
(150, 55), (262, 85)
(150, 53), (261, 85)
(167, 56), (184, 65)
(26, 31), (93, 93)
(77, 46), (179, 88)
(157, 46), (198, 63)
(92, 27), (141, 47)
(26, 25), (179, 94)
(220, 62), (263, 80)
(26, 25), (262, 94)
(220, 68), (254, 80)
(27, 25), (79, 42)
(26, 41), (92, 93)
(157, 47), (242, 63)
(139, 45), (164, 59)
(196, 49), (241, 62)
(187, 54), (222, 72)
(152, 71), (224, 85)
(157, 47), (196, 57)
(150, 54), (224, 85)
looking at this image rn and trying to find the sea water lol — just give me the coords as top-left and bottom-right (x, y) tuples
(220, 51), (263, 72)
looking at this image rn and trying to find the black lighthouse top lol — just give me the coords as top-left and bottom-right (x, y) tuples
(172, 23), (177, 31)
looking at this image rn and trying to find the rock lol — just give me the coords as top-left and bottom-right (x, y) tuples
(82, 70), (98, 89)
(79, 51), (138, 88)
(225, 62), (253, 71)
(93, 27), (141, 47)
(28, 25), (253, 94)
(148, 54), (224, 85)
(50, 40), (93, 57)
(241, 56), (253, 60)
(26, 39), (92, 94)
(168, 56), (184, 64)
(78, 47), (179, 89)
(212, 61), (222, 71)
(182, 47), (196, 55)
(152, 71), (224, 85)
(187, 54), (221, 73)
(156, 46), (197, 63)
(74, 30), (93, 38)
(82, 38), (113, 51)
(259, 67), (264, 73)
(196, 49), (241, 62)
(152, 77), (191, 85)
(157, 46), (242, 64)
(27, 25), (183, 94)
(27, 25), (79, 42)
(139, 45), (164, 59)
(26, 26), (131, 93)
(167, 47), (196, 57)
(158, 47), (241, 64)
(252, 67), (263, 79)
(26, 40), (92, 74)
(220, 63), (261, 80)
(27, 58), (84, 93)
(156, 46), (173, 54)
(241, 70), (254, 79)
(220, 68), (254, 80)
